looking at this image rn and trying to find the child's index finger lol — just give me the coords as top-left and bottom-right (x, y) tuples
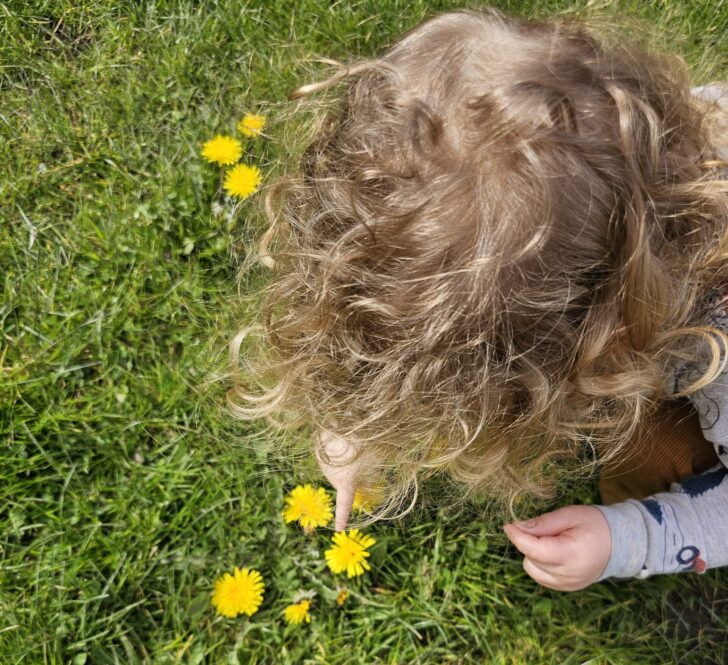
(503, 523), (569, 566)
(335, 486), (355, 531)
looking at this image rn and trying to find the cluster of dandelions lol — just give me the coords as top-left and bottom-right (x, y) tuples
(201, 113), (265, 200)
(205, 113), (382, 627)
(211, 485), (380, 625)
(283, 485), (378, 578)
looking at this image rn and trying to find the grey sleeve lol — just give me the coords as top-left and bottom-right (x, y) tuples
(595, 464), (728, 580)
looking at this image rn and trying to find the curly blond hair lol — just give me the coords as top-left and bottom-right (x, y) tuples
(227, 8), (728, 524)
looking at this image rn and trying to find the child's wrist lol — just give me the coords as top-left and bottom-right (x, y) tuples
(594, 502), (648, 580)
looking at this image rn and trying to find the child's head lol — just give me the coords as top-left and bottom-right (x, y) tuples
(229, 8), (728, 523)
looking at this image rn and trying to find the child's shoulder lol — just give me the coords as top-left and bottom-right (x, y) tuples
(703, 286), (728, 332)
(691, 82), (728, 164)
(664, 287), (728, 398)
(691, 83), (728, 108)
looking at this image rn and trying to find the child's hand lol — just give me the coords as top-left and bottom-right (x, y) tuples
(502, 505), (611, 591)
(316, 430), (360, 531)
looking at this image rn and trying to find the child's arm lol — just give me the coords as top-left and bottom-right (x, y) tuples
(504, 466), (728, 590)
(593, 463), (728, 580)
(595, 351), (728, 581)
(506, 341), (728, 590)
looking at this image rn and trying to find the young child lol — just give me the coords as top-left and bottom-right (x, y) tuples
(228, 7), (728, 591)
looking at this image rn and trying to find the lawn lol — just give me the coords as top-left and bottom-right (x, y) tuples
(2, 0), (727, 662)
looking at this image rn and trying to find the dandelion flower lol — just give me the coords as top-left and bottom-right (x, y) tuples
(325, 529), (376, 578)
(335, 589), (349, 606)
(201, 135), (242, 165)
(211, 567), (265, 618)
(283, 599), (312, 625)
(282, 484), (333, 534)
(352, 487), (383, 514)
(238, 113), (266, 137)
(224, 163), (262, 200)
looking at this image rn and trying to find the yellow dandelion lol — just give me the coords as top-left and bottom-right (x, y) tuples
(335, 589), (349, 606)
(282, 484), (333, 534)
(201, 135), (242, 165)
(223, 163), (262, 200)
(325, 529), (376, 578)
(211, 567), (265, 618)
(238, 113), (266, 138)
(283, 599), (312, 625)
(352, 487), (384, 514)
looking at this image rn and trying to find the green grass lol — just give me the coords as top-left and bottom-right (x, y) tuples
(2, 0), (727, 662)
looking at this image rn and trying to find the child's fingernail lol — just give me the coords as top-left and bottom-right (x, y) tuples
(516, 519), (537, 529)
